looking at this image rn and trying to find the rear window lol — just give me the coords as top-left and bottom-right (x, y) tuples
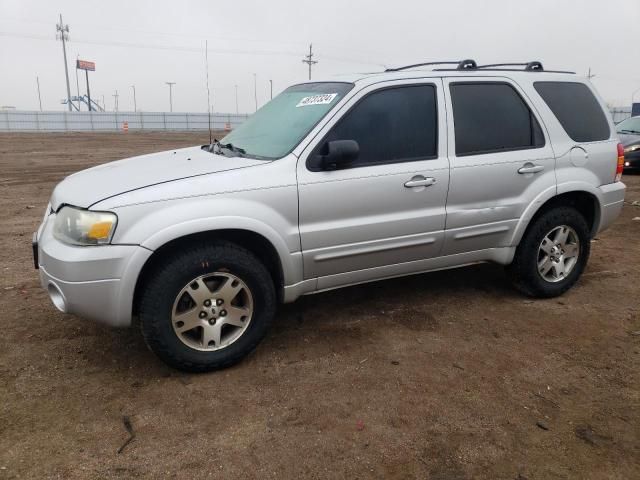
(534, 82), (610, 142)
(450, 82), (544, 156)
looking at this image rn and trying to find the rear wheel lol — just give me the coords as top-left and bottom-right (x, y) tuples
(139, 241), (276, 372)
(508, 206), (590, 298)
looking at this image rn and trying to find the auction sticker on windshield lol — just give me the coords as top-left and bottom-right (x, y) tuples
(296, 93), (338, 107)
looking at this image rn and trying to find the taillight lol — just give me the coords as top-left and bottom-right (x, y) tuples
(615, 143), (624, 182)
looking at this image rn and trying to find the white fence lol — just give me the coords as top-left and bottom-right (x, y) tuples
(0, 110), (250, 132)
(0, 107), (633, 133)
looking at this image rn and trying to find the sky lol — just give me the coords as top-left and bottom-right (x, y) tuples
(1, 0), (639, 113)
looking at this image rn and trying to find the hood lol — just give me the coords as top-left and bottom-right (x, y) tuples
(50, 146), (265, 210)
(617, 132), (640, 147)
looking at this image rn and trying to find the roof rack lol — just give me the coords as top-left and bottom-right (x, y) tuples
(385, 59), (576, 75)
(385, 59), (477, 72)
(477, 61), (544, 71)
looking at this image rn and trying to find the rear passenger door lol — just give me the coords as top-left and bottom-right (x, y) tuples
(442, 78), (556, 255)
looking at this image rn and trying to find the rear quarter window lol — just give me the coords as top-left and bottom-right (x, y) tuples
(534, 81), (610, 142)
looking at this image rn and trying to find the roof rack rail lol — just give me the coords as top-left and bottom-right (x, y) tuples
(385, 59), (477, 72)
(477, 61), (544, 71)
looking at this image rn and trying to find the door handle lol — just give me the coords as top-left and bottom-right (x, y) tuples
(404, 176), (436, 188)
(517, 164), (545, 174)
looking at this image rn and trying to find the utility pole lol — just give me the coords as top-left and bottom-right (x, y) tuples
(587, 68), (595, 81)
(131, 85), (137, 112)
(84, 68), (92, 111)
(269, 79), (273, 100)
(302, 43), (318, 80)
(56, 14), (72, 111)
(101, 94), (105, 111)
(36, 76), (43, 111)
(165, 82), (175, 112)
(75, 54), (81, 110)
(253, 74), (258, 112)
(235, 84), (239, 114)
(113, 90), (119, 112)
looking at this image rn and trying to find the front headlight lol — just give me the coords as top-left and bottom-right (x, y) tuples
(53, 206), (118, 245)
(624, 144), (640, 154)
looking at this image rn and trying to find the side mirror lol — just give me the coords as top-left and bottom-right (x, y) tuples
(320, 140), (359, 170)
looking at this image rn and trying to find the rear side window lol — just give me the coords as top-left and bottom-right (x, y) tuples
(534, 81), (610, 142)
(450, 83), (544, 156)
(322, 84), (438, 167)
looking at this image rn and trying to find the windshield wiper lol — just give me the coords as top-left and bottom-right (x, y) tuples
(619, 129), (640, 134)
(215, 141), (246, 156)
(202, 140), (247, 156)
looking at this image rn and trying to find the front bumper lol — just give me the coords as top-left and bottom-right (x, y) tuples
(35, 212), (152, 327)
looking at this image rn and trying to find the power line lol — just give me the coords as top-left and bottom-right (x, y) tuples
(1, 30), (388, 68)
(55, 14), (72, 111)
(302, 43), (318, 80)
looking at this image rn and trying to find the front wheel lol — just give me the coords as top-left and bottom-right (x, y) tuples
(139, 241), (276, 372)
(507, 206), (591, 298)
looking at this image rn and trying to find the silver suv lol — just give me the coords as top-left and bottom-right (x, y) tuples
(33, 60), (626, 371)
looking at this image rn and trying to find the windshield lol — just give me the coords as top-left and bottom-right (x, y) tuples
(220, 82), (354, 159)
(616, 116), (640, 134)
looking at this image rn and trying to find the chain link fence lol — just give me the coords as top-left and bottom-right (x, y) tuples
(0, 107), (633, 133)
(0, 110), (250, 132)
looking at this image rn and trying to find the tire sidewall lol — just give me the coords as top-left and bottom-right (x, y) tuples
(140, 243), (276, 370)
(519, 207), (591, 297)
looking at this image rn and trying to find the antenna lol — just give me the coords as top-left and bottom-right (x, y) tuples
(205, 40), (213, 144)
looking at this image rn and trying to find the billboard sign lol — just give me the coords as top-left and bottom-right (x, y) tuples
(76, 60), (95, 71)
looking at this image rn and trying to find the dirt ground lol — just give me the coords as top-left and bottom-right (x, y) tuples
(0, 132), (638, 479)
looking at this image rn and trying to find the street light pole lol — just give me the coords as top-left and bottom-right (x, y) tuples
(165, 82), (176, 112)
(253, 74), (257, 112)
(269, 79), (273, 100)
(131, 85), (137, 112)
(235, 84), (239, 114)
(36, 76), (43, 111)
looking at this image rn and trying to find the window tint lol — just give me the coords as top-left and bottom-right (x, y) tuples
(534, 82), (610, 142)
(321, 85), (437, 167)
(450, 83), (545, 156)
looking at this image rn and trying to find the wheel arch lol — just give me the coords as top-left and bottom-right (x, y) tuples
(132, 228), (292, 318)
(512, 188), (601, 246)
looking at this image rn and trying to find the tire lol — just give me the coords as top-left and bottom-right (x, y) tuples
(507, 206), (590, 298)
(139, 241), (276, 372)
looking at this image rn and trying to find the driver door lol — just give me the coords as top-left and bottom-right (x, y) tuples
(296, 79), (450, 288)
